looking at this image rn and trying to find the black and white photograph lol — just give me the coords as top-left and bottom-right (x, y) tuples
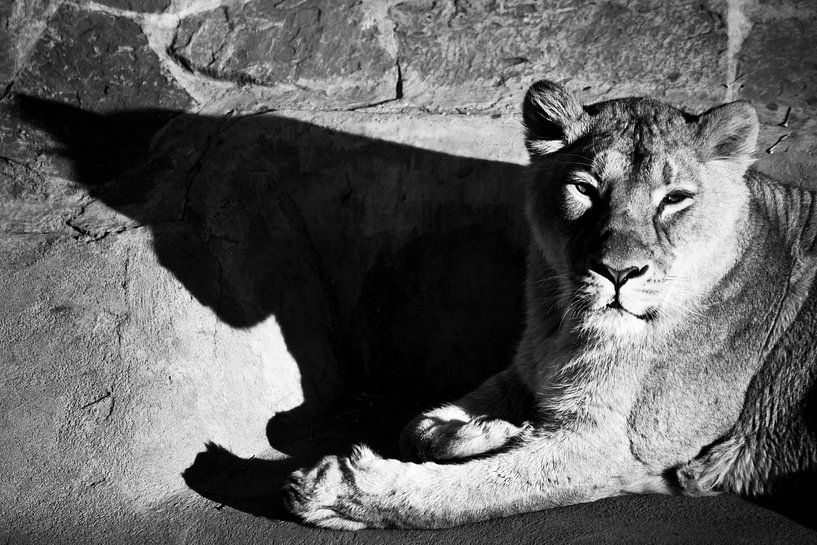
(1, 0), (816, 542)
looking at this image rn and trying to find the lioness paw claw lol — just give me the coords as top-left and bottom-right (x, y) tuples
(283, 447), (381, 530)
(401, 415), (531, 462)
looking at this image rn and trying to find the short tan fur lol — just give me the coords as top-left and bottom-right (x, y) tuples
(284, 80), (817, 530)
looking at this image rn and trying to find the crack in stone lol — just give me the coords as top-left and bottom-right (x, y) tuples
(116, 247), (131, 372)
(179, 126), (219, 221)
(395, 59), (403, 100)
(64, 200), (145, 241)
(347, 60), (403, 111)
(206, 7), (232, 70)
(179, 114), (241, 221)
(2, 221), (144, 237)
(210, 253), (223, 357)
(65, 200), (91, 233)
(66, 221), (102, 240)
(166, 47), (197, 75)
(64, 197), (105, 234)
(80, 391), (111, 410)
(166, 45), (267, 87)
(361, 0), (400, 58)
(0, 153), (33, 171)
(1, 81), (13, 102)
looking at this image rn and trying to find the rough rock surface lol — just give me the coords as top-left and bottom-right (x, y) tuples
(170, 0), (400, 109)
(390, 0), (728, 113)
(1, 0), (816, 543)
(14, 4), (192, 112)
(738, 1), (817, 164)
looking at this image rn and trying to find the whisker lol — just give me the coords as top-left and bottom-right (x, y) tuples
(555, 153), (594, 162)
(658, 297), (705, 319)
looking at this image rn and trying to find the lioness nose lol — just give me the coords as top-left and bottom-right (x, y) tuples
(590, 261), (649, 288)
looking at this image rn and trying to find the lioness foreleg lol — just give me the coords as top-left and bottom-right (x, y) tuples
(399, 368), (534, 461)
(284, 431), (669, 529)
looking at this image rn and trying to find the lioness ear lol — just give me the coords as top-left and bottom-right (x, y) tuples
(523, 80), (588, 156)
(695, 101), (759, 166)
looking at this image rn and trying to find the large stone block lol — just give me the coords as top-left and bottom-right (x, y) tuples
(389, 0), (728, 113)
(169, 0), (399, 109)
(14, 4), (191, 112)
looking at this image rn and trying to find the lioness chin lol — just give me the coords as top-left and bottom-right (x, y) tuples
(283, 80), (817, 530)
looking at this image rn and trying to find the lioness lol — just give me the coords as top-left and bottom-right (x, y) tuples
(284, 80), (817, 529)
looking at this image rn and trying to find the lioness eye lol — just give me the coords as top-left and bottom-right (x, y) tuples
(573, 183), (596, 197)
(662, 192), (691, 205)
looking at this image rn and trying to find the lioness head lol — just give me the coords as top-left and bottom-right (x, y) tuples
(523, 80), (759, 337)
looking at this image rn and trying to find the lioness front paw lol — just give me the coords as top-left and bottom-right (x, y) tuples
(283, 445), (380, 530)
(676, 440), (742, 497)
(400, 414), (532, 462)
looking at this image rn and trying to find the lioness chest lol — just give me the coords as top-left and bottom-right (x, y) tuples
(529, 238), (792, 471)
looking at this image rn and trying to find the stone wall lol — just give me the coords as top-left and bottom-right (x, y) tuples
(1, 1), (816, 542)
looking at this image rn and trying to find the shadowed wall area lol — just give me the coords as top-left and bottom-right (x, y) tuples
(15, 95), (528, 395)
(14, 92), (529, 436)
(2, 0), (817, 543)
